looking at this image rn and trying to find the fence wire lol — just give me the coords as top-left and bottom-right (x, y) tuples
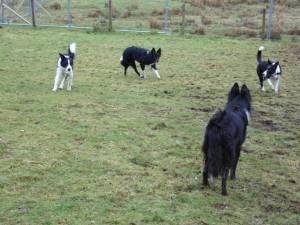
(1, 0), (300, 39)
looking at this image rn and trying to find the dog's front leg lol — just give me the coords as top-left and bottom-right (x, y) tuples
(267, 79), (275, 90)
(140, 64), (145, 78)
(52, 67), (63, 91)
(59, 77), (65, 89)
(274, 76), (281, 93)
(151, 64), (160, 79)
(67, 73), (73, 91)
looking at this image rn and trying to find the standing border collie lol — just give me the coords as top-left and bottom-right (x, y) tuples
(202, 83), (252, 195)
(120, 46), (161, 79)
(256, 46), (282, 93)
(52, 43), (76, 91)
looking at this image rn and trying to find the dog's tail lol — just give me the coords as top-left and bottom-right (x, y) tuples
(68, 42), (76, 59)
(120, 55), (126, 67)
(256, 46), (265, 63)
(202, 111), (225, 179)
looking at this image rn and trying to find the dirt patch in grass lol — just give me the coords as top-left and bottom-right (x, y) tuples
(251, 111), (279, 132)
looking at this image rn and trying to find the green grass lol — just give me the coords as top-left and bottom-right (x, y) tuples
(0, 28), (300, 225)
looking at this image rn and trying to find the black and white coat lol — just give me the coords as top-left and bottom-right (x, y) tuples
(52, 43), (76, 91)
(120, 46), (161, 79)
(256, 46), (282, 93)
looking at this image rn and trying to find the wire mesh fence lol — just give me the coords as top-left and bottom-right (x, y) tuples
(1, 0), (300, 39)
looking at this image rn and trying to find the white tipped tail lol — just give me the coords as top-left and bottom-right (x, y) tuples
(120, 55), (123, 62)
(69, 42), (76, 54)
(258, 46), (265, 51)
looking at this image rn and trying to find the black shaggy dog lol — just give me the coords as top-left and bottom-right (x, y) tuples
(202, 83), (252, 195)
(120, 46), (161, 79)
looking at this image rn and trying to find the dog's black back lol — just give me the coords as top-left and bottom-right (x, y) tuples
(120, 46), (161, 77)
(202, 83), (251, 195)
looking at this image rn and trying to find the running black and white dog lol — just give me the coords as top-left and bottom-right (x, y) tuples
(202, 83), (252, 195)
(52, 43), (76, 91)
(120, 46), (161, 79)
(256, 46), (282, 93)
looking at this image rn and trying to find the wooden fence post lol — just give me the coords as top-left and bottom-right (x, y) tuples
(181, 3), (185, 35)
(108, 0), (112, 32)
(261, 8), (266, 39)
(30, 0), (36, 27)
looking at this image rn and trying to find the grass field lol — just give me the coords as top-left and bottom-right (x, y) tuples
(0, 28), (300, 225)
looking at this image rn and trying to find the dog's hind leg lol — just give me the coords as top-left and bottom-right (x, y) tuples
(221, 167), (229, 195)
(202, 165), (209, 186)
(230, 145), (241, 180)
(131, 62), (140, 77)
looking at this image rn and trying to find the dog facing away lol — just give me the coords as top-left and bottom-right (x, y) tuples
(120, 46), (161, 79)
(52, 43), (76, 91)
(256, 46), (282, 93)
(202, 83), (252, 195)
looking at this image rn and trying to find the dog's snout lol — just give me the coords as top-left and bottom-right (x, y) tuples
(67, 68), (71, 71)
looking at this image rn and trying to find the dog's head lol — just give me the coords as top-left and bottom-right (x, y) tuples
(263, 60), (281, 80)
(227, 83), (252, 122)
(149, 48), (161, 64)
(59, 53), (73, 75)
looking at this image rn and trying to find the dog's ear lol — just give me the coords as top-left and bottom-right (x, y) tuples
(59, 53), (66, 60)
(228, 83), (240, 101)
(241, 84), (251, 103)
(157, 48), (161, 56)
(151, 48), (156, 53)
(268, 58), (272, 64)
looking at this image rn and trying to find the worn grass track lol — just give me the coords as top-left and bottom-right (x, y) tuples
(0, 28), (299, 225)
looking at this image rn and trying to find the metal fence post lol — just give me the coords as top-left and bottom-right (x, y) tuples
(261, 8), (266, 39)
(67, 0), (72, 28)
(267, 0), (274, 40)
(30, 0), (36, 27)
(181, 3), (185, 35)
(108, 0), (112, 31)
(1, 0), (4, 23)
(163, 0), (169, 33)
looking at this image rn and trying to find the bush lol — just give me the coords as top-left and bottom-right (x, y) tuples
(201, 15), (212, 25)
(128, 1), (139, 11)
(149, 19), (163, 30)
(287, 27), (300, 35)
(190, 24), (205, 35)
(224, 28), (257, 38)
(87, 10), (103, 18)
(49, 2), (61, 10)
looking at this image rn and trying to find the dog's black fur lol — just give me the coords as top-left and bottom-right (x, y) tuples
(59, 46), (75, 70)
(202, 83), (251, 195)
(256, 46), (282, 91)
(120, 46), (161, 78)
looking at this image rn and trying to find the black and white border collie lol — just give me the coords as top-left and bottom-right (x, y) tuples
(202, 83), (252, 195)
(52, 43), (76, 91)
(120, 46), (161, 79)
(256, 46), (282, 93)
